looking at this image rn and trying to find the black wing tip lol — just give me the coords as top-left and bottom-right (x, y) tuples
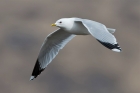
(111, 44), (122, 52)
(30, 59), (45, 80)
(97, 39), (122, 52)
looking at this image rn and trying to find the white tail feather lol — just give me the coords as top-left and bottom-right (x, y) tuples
(107, 28), (116, 33)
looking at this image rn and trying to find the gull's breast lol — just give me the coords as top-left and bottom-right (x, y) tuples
(67, 22), (90, 35)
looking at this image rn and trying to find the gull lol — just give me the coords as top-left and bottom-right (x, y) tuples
(30, 17), (122, 80)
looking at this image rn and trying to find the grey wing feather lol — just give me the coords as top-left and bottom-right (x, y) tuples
(30, 29), (75, 80)
(74, 18), (121, 52)
(38, 29), (75, 68)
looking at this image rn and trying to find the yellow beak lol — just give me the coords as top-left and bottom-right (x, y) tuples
(51, 23), (56, 26)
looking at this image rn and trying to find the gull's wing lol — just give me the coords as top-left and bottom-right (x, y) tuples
(74, 19), (121, 52)
(30, 29), (75, 80)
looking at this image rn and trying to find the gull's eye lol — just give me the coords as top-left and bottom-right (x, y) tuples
(59, 21), (62, 23)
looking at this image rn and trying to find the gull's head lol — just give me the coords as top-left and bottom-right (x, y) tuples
(51, 18), (74, 30)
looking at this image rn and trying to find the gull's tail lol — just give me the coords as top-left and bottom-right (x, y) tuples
(107, 28), (116, 34)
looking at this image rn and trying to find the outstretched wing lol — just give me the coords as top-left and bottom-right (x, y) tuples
(74, 19), (121, 52)
(30, 29), (75, 80)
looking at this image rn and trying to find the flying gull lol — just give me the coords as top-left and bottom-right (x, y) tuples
(30, 17), (122, 80)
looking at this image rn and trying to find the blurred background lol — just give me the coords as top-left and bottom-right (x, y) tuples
(0, 0), (140, 93)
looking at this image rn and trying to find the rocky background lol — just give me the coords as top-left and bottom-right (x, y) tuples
(0, 0), (140, 93)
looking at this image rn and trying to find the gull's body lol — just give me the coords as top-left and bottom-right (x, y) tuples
(30, 17), (122, 80)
